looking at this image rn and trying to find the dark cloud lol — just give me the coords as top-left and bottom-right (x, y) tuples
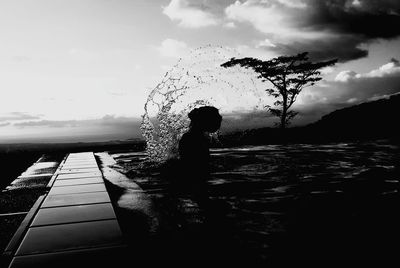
(0, 122), (11, 127)
(307, 0), (400, 38)
(0, 112), (40, 122)
(257, 0), (400, 61)
(304, 0), (400, 61)
(270, 35), (368, 62)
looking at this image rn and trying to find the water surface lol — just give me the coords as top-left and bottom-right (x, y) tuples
(108, 140), (400, 265)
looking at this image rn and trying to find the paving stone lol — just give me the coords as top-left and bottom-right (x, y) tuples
(15, 220), (123, 255)
(65, 159), (95, 162)
(9, 245), (127, 268)
(42, 192), (111, 208)
(65, 157), (95, 160)
(63, 160), (97, 164)
(53, 177), (103, 186)
(58, 168), (101, 174)
(7, 151), (126, 267)
(64, 159), (96, 163)
(56, 173), (102, 180)
(31, 203), (116, 226)
(59, 168), (99, 173)
(61, 164), (98, 169)
(68, 153), (94, 158)
(48, 183), (106, 195)
(62, 164), (97, 168)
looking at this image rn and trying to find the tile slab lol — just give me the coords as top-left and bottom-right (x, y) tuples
(7, 151), (127, 268)
(48, 183), (106, 195)
(62, 158), (95, 162)
(9, 246), (127, 268)
(61, 164), (99, 169)
(56, 173), (102, 180)
(63, 159), (97, 163)
(64, 157), (96, 160)
(63, 160), (96, 164)
(53, 177), (103, 186)
(68, 153), (94, 158)
(31, 203), (116, 226)
(61, 164), (97, 168)
(15, 220), (123, 256)
(61, 164), (98, 168)
(58, 168), (101, 174)
(41, 192), (111, 208)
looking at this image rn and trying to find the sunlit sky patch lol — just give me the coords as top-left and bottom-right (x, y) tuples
(0, 0), (399, 142)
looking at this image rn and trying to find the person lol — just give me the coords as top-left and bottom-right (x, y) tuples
(176, 106), (222, 208)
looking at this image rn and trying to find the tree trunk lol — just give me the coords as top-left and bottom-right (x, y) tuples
(280, 96), (287, 129)
(280, 110), (286, 129)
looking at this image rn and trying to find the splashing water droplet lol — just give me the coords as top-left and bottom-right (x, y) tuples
(141, 46), (265, 164)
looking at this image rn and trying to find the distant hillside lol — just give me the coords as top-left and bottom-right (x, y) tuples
(0, 139), (145, 154)
(309, 93), (400, 141)
(219, 93), (400, 145)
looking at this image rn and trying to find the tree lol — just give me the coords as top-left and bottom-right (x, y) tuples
(221, 52), (337, 129)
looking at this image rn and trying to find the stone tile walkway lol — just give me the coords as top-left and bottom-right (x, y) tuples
(6, 152), (126, 267)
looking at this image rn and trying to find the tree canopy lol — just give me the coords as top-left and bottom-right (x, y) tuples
(222, 52), (337, 128)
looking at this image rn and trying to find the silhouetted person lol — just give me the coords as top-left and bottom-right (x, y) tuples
(178, 106), (222, 208)
(159, 106), (257, 266)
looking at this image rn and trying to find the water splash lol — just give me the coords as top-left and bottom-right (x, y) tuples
(141, 45), (265, 164)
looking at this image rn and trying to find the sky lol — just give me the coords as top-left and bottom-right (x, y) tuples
(0, 0), (399, 143)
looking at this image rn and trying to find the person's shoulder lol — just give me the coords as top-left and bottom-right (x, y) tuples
(180, 132), (190, 142)
(180, 131), (197, 142)
(180, 131), (196, 146)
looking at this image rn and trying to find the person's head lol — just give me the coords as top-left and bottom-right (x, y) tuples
(188, 106), (222, 132)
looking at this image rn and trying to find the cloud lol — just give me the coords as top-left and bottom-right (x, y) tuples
(0, 112), (40, 122)
(367, 91), (400, 102)
(12, 55), (31, 62)
(2, 115), (144, 142)
(0, 122), (10, 127)
(223, 22), (236, 28)
(157, 38), (190, 58)
(292, 58), (400, 124)
(13, 115), (141, 128)
(163, 0), (218, 28)
(256, 38), (276, 48)
(99, 115), (140, 127)
(14, 120), (78, 128)
(221, 110), (275, 131)
(226, 1), (300, 38)
(335, 70), (359, 82)
(276, 0), (307, 9)
(335, 58), (400, 82)
(225, 1), (333, 40)
(365, 58), (400, 77)
(225, 0), (400, 61)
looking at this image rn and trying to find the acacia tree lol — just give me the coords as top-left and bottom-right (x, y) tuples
(221, 52), (337, 129)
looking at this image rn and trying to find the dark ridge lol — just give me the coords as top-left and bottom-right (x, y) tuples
(308, 93), (400, 141)
(219, 93), (400, 146)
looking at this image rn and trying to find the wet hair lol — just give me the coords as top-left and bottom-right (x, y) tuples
(188, 106), (222, 132)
